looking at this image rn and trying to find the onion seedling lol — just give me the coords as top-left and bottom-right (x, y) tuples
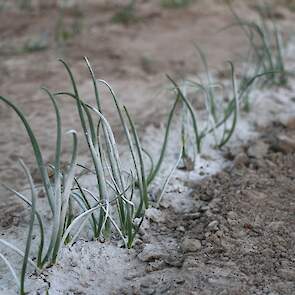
(0, 89), (86, 292)
(227, 3), (287, 88)
(56, 58), (149, 248)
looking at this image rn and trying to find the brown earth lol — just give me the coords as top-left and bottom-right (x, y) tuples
(1, 0), (295, 222)
(116, 123), (295, 295)
(0, 1), (295, 294)
(35, 120), (295, 294)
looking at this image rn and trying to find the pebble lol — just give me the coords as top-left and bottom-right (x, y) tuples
(211, 207), (221, 214)
(181, 238), (202, 252)
(215, 230), (223, 238)
(135, 218), (149, 236)
(233, 152), (249, 168)
(145, 260), (166, 272)
(199, 205), (210, 212)
(205, 232), (211, 238)
(177, 226), (185, 232)
(200, 194), (213, 202)
(244, 190), (267, 201)
(145, 208), (164, 223)
(247, 141), (269, 158)
(280, 116), (295, 129)
(278, 268), (295, 281)
(227, 218), (238, 226)
(164, 253), (184, 267)
(275, 134), (295, 153)
(137, 244), (165, 262)
(183, 212), (201, 220)
(227, 211), (238, 220)
(287, 117), (295, 129)
(38, 189), (45, 198)
(207, 220), (219, 231)
(268, 221), (284, 232)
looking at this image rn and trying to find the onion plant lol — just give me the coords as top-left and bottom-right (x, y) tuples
(168, 76), (207, 152)
(145, 92), (180, 185)
(0, 89), (95, 293)
(111, 0), (138, 24)
(55, 2), (83, 49)
(18, 0), (31, 10)
(228, 3), (287, 87)
(161, 0), (192, 8)
(179, 82), (197, 169)
(55, 58), (148, 248)
(167, 48), (272, 154)
(0, 24), (279, 291)
(0, 159), (37, 295)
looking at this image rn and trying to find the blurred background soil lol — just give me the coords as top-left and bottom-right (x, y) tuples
(0, 0), (295, 225)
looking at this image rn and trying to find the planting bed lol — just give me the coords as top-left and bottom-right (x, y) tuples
(1, 1), (295, 294)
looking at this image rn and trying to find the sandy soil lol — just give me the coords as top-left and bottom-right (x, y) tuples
(2, 87), (292, 294)
(1, 1), (295, 294)
(0, 0), (277, 220)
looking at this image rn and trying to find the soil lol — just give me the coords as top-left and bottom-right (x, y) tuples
(2, 0), (295, 219)
(20, 123), (295, 295)
(1, 1), (295, 294)
(124, 125), (295, 295)
(0, 0), (252, 224)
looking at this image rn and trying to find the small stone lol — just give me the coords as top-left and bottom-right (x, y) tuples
(209, 198), (221, 212)
(182, 157), (195, 171)
(278, 268), (295, 281)
(275, 134), (295, 154)
(140, 281), (156, 295)
(200, 194), (213, 202)
(268, 221), (284, 231)
(211, 207), (221, 214)
(227, 211), (238, 220)
(286, 117), (295, 129)
(12, 216), (20, 226)
(183, 212), (201, 220)
(205, 232), (211, 238)
(207, 220), (219, 231)
(70, 260), (78, 267)
(199, 205), (210, 212)
(138, 244), (164, 262)
(233, 152), (249, 168)
(158, 197), (170, 209)
(244, 190), (267, 200)
(205, 210), (214, 218)
(175, 278), (185, 285)
(146, 260), (166, 272)
(247, 141), (269, 158)
(177, 226), (185, 232)
(38, 189), (45, 198)
(181, 238), (202, 253)
(135, 218), (149, 236)
(232, 230), (246, 238)
(261, 247), (274, 256)
(145, 208), (164, 223)
(133, 238), (144, 246)
(227, 219), (238, 226)
(215, 230), (223, 238)
(164, 253), (184, 267)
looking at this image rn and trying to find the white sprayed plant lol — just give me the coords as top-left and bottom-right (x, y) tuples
(228, 2), (287, 89)
(166, 45), (271, 158)
(55, 58), (149, 248)
(0, 89), (98, 294)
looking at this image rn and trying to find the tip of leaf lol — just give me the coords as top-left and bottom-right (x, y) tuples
(66, 129), (77, 135)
